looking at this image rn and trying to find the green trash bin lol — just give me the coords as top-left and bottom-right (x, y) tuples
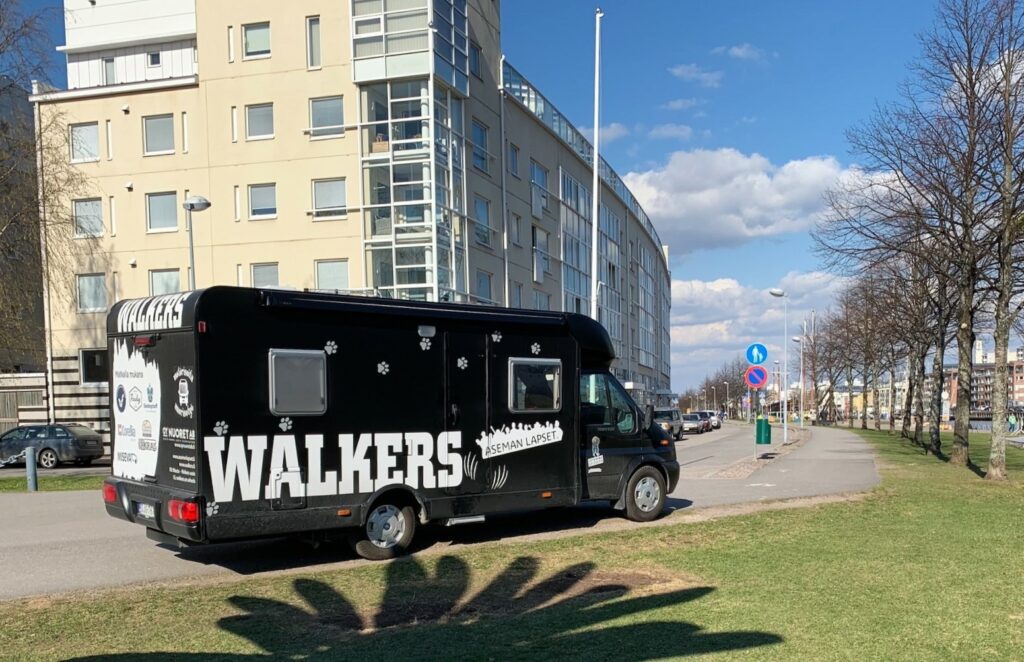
(755, 416), (772, 445)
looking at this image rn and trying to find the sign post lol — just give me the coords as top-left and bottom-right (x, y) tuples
(745, 343), (770, 458)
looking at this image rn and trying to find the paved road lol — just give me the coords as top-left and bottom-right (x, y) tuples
(0, 424), (878, 600)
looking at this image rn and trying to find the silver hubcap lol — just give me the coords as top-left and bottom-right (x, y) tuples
(366, 504), (405, 549)
(39, 451), (56, 469)
(634, 476), (661, 513)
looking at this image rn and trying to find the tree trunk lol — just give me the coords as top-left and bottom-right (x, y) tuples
(846, 366), (855, 428)
(927, 341), (945, 456)
(951, 290), (974, 466)
(902, 351), (917, 440)
(914, 348), (926, 446)
(889, 367), (897, 435)
(872, 367), (881, 431)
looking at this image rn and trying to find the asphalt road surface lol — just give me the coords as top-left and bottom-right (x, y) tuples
(0, 424), (878, 600)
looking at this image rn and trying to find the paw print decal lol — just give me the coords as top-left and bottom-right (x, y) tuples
(457, 357), (469, 370)
(279, 417), (293, 432)
(324, 340), (337, 355)
(206, 502), (219, 517)
(213, 421), (229, 436)
(531, 343), (541, 355)
(491, 331), (503, 343)
(377, 361), (390, 375)
(420, 337), (432, 351)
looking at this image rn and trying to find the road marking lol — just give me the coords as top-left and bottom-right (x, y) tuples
(746, 483), (776, 487)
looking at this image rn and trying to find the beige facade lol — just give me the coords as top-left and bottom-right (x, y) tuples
(32, 0), (672, 436)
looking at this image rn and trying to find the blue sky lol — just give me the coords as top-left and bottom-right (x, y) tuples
(25, 0), (940, 390)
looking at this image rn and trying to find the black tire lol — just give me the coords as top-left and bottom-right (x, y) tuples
(37, 448), (59, 469)
(624, 466), (666, 522)
(350, 501), (417, 561)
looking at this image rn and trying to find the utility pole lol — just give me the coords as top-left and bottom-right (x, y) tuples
(588, 8), (604, 321)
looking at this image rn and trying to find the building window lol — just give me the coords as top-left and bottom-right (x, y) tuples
(469, 42), (482, 78)
(306, 16), (322, 68)
(243, 22), (271, 58)
(146, 192), (178, 232)
(252, 263), (279, 288)
(476, 269), (492, 302)
(508, 142), (519, 177)
(143, 114), (175, 155)
(246, 103), (274, 139)
(80, 349), (108, 385)
(149, 269), (180, 296)
(512, 282), (523, 308)
(249, 183), (278, 219)
(471, 119), (488, 173)
(315, 259), (349, 290)
(473, 195), (490, 246)
(70, 123), (99, 162)
(73, 198), (103, 237)
(532, 226), (550, 278)
(510, 212), (522, 246)
(533, 290), (551, 311)
(147, 52), (161, 67)
(269, 349), (327, 416)
(77, 274), (107, 312)
(312, 179), (347, 218)
(103, 58), (116, 85)
(531, 159), (549, 209)
(309, 96), (344, 138)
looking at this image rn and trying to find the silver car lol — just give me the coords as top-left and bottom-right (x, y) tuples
(654, 408), (684, 439)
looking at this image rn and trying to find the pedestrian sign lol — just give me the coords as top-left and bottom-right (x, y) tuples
(745, 343), (768, 365)
(744, 365), (769, 390)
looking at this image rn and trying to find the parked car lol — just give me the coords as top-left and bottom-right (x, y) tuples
(702, 411), (722, 429)
(0, 424), (104, 468)
(694, 411), (713, 432)
(681, 413), (704, 434)
(654, 408), (684, 439)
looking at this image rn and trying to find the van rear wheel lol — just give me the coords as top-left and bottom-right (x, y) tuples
(624, 466), (666, 522)
(350, 502), (417, 561)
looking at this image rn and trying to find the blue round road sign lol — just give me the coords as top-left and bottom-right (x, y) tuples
(746, 343), (768, 365)
(744, 365), (769, 390)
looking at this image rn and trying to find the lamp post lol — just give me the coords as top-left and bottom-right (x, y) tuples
(702, 389), (707, 409)
(711, 385), (717, 411)
(723, 381), (729, 419)
(183, 195), (212, 290)
(769, 288), (789, 444)
(793, 333), (804, 428)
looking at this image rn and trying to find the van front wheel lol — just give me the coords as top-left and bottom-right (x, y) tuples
(624, 466), (666, 522)
(350, 502), (417, 561)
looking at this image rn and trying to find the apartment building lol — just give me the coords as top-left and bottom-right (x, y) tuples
(30, 0), (672, 435)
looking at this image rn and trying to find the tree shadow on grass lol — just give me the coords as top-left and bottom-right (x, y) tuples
(72, 555), (782, 661)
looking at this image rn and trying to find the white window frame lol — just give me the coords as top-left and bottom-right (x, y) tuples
(147, 51), (161, 67)
(508, 142), (519, 178)
(248, 183), (278, 220)
(471, 119), (489, 173)
(243, 22), (272, 59)
(476, 269), (493, 302)
(307, 96), (345, 139)
(72, 198), (103, 238)
(142, 114), (175, 156)
(306, 15), (322, 69)
(251, 262), (279, 288)
(315, 259), (349, 291)
(69, 122), (100, 163)
(311, 178), (347, 219)
(146, 191), (178, 233)
(149, 269), (181, 296)
(473, 194), (490, 246)
(245, 103), (275, 141)
(76, 274), (107, 313)
(102, 57), (116, 85)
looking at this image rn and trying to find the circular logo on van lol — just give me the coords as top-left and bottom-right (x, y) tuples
(116, 385), (127, 413)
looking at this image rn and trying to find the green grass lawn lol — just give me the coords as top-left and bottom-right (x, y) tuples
(0, 473), (105, 493)
(1, 431), (1022, 660)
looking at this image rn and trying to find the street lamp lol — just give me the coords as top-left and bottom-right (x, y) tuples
(702, 389), (707, 409)
(183, 195), (212, 290)
(711, 385), (717, 411)
(793, 335), (804, 428)
(769, 288), (789, 444)
(723, 381), (730, 419)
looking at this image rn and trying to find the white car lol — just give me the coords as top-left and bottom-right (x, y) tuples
(700, 410), (722, 429)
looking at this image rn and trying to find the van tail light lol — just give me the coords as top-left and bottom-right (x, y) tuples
(167, 499), (201, 524)
(102, 482), (117, 504)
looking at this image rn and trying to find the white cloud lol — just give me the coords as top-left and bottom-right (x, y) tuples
(648, 123), (693, 141)
(669, 272), (850, 390)
(712, 43), (768, 61)
(668, 63), (724, 88)
(661, 97), (702, 111)
(623, 148), (858, 252)
(580, 122), (630, 145)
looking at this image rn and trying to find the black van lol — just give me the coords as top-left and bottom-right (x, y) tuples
(102, 287), (679, 560)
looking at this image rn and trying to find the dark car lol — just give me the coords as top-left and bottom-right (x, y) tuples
(0, 424), (104, 468)
(694, 411), (713, 432)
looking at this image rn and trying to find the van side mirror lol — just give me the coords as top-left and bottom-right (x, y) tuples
(643, 404), (653, 430)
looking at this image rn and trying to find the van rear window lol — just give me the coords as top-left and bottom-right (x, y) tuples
(508, 358), (561, 413)
(268, 349), (327, 416)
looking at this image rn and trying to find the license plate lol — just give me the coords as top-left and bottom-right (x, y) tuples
(135, 502), (155, 519)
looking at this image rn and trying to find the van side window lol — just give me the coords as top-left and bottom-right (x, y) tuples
(268, 349), (327, 416)
(509, 358), (561, 413)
